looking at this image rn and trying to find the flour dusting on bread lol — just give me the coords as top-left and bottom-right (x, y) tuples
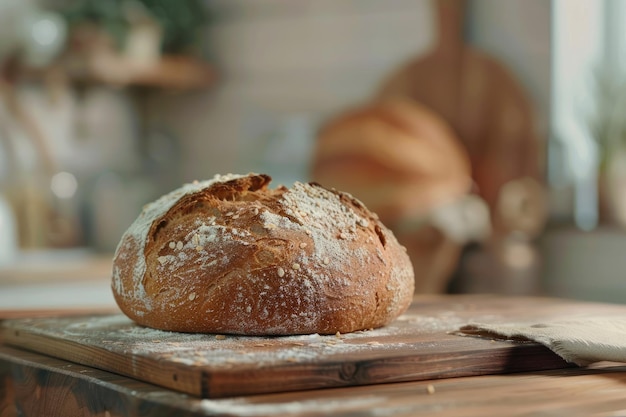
(112, 173), (247, 314)
(112, 173), (414, 335)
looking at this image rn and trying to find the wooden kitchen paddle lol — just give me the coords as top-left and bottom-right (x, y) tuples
(378, 0), (546, 239)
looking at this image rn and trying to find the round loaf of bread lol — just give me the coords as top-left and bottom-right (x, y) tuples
(111, 173), (414, 335)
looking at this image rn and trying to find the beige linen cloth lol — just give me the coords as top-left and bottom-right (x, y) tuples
(459, 317), (626, 366)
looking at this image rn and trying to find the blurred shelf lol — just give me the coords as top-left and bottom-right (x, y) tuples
(64, 54), (216, 90)
(19, 54), (216, 91)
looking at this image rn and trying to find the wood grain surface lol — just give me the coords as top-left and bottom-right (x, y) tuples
(2, 345), (626, 417)
(0, 345), (207, 417)
(3, 295), (626, 398)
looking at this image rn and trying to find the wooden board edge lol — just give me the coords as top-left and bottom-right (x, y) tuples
(200, 342), (572, 398)
(0, 326), (204, 397)
(0, 345), (209, 416)
(0, 322), (573, 399)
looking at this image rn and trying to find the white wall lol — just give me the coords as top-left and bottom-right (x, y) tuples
(468, 0), (552, 133)
(150, 0), (551, 189)
(150, 0), (436, 185)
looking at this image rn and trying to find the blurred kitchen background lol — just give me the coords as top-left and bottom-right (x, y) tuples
(1, 0), (625, 310)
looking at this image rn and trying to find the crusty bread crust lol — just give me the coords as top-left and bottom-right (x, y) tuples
(111, 173), (414, 335)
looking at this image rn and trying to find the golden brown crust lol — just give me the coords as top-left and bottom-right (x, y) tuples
(111, 173), (414, 335)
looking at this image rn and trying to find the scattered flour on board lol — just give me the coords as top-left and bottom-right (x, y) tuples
(3, 307), (502, 370)
(5, 313), (462, 369)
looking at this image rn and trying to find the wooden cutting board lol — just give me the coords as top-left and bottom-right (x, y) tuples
(378, 0), (545, 237)
(2, 295), (624, 399)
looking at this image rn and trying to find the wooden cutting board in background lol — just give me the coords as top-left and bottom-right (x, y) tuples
(378, 0), (546, 238)
(3, 295), (625, 399)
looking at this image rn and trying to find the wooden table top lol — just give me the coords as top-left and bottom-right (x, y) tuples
(2, 294), (626, 416)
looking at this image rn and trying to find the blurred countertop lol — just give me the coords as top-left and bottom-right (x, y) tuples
(539, 224), (626, 305)
(0, 248), (118, 317)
